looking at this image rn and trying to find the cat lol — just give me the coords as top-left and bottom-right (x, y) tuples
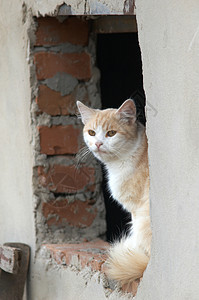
(77, 99), (151, 292)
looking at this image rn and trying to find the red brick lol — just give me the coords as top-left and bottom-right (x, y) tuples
(42, 198), (97, 228)
(34, 52), (91, 80)
(35, 17), (89, 46)
(43, 240), (109, 272)
(36, 85), (88, 116)
(38, 125), (81, 155)
(38, 164), (95, 193)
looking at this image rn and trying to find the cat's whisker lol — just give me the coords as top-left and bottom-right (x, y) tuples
(114, 140), (135, 155)
(109, 147), (123, 159)
(75, 146), (94, 168)
(76, 148), (87, 163)
(110, 140), (129, 154)
(76, 146), (89, 157)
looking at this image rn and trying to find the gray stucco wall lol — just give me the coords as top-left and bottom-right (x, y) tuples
(136, 1), (199, 299)
(0, 2), (35, 251)
(1, 0), (199, 299)
(0, 1), (132, 299)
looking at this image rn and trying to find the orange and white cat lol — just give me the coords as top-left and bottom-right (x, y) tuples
(77, 99), (151, 291)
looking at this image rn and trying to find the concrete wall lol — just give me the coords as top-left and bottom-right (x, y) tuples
(29, 0), (134, 16)
(31, 254), (130, 300)
(1, 0), (199, 299)
(0, 2), (35, 252)
(136, 1), (199, 299)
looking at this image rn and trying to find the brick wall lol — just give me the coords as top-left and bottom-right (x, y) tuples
(32, 16), (106, 247)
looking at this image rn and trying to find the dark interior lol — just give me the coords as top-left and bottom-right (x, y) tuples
(96, 32), (146, 242)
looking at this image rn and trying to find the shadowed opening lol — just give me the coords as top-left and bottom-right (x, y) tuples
(96, 31), (146, 242)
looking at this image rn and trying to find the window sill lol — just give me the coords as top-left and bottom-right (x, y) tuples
(42, 239), (109, 273)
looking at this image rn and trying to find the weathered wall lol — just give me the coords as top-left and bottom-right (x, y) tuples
(0, 1), (130, 299)
(31, 16), (105, 247)
(136, 1), (199, 299)
(31, 253), (131, 300)
(28, 0), (135, 16)
(0, 1), (35, 252)
(1, 0), (199, 299)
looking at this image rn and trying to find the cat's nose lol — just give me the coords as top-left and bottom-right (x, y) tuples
(95, 141), (103, 149)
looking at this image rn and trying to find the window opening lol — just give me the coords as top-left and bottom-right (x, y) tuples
(96, 30), (146, 242)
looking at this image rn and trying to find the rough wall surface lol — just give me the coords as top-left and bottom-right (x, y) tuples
(31, 253), (132, 300)
(28, 0), (135, 16)
(31, 16), (105, 247)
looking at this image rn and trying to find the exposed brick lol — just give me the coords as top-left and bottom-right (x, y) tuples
(38, 164), (95, 193)
(38, 125), (81, 155)
(42, 198), (97, 228)
(36, 85), (88, 116)
(35, 17), (89, 46)
(43, 239), (109, 272)
(34, 52), (91, 81)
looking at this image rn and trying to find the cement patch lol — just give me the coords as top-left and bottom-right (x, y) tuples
(43, 72), (78, 96)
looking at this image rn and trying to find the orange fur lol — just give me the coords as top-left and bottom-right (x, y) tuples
(106, 131), (151, 289)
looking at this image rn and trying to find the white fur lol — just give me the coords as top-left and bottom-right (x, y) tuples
(84, 125), (138, 162)
(107, 159), (135, 209)
(84, 124), (145, 211)
(78, 101), (151, 285)
(105, 126), (144, 212)
(84, 124), (149, 253)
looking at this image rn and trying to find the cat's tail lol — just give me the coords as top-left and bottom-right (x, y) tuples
(106, 238), (149, 287)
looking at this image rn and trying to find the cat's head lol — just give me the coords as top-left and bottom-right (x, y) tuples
(77, 99), (139, 162)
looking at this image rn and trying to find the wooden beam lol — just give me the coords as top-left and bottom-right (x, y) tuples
(92, 16), (137, 34)
(0, 243), (30, 300)
(0, 246), (21, 274)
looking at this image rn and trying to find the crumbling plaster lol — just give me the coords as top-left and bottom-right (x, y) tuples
(26, 0), (134, 16)
(31, 253), (133, 300)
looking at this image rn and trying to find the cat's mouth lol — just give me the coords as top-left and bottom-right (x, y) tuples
(96, 149), (107, 154)
(93, 148), (107, 154)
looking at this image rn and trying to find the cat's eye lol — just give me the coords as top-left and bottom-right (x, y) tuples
(106, 130), (117, 137)
(88, 130), (96, 136)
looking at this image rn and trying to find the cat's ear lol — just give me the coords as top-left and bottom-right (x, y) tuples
(116, 99), (136, 123)
(76, 101), (96, 124)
